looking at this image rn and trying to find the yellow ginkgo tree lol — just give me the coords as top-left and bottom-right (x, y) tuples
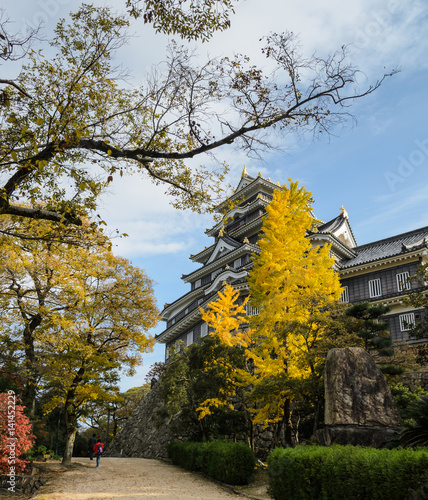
(198, 285), (254, 421)
(199, 181), (343, 446)
(246, 180), (342, 442)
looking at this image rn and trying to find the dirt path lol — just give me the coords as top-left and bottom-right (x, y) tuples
(32, 457), (270, 500)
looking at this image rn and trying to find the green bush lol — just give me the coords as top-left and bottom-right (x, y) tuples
(167, 440), (255, 485)
(204, 440), (255, 485)
(268, 445), (428, 500)
(167, 441), (206, 471)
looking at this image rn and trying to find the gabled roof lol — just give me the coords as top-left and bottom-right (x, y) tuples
(182, 236), (257, 282)
(340, 226), (428, 269)
(235, 167), (256, 192)
(215, 171), (279, 214)
(160, 287), (204, 320)
(189, 234), (242, 265)
(315, 208), (357, 248)
(206, 235), (242, 265)
(205, 196), (268, 238)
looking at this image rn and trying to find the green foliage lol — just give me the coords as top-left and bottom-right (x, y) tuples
(404, 264), (428, 341)
(399, 395), (428, 448)
(167, 440), (256, 485)
(125, 0), (239, 42)
(268, 445), (428, 500)
(346, 302), (391, 350)
(408, 473), (428, 500)
(391, 383), (428, 416)
(204, 440), (256, 485)
(23, 445), (61, 461)
(167, 441), (205, 471)
(160, 336), (251, 441)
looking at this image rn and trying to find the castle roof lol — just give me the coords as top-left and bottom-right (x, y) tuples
(340, 226), (428, 269)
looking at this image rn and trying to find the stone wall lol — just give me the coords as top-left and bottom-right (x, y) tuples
(107, 381), (191, 459)
(107, 381), (279, 460)
(0, 468), (49, 495)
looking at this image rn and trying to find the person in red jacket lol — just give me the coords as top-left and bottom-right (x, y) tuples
(93, 438), (104, 468)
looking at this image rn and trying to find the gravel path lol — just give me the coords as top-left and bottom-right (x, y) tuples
(32, 457), (268, 500)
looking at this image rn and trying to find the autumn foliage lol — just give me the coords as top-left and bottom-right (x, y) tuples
(200, 181), (343, 436)
(0, 393), (35, 474)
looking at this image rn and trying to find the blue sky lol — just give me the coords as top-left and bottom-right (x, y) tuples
(5, 0), (428, 390)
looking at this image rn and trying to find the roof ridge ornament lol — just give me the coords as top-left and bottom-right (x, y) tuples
(241, 166), (248, 177)
(340, 205), (349, 219)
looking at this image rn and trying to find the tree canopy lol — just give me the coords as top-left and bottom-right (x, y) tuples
(0, 4), (393, 229)
(0, 217), (159, 463)
(125, 0), (240, 41)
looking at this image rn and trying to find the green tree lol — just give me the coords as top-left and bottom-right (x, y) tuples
(0, 5), (393, 229)
(161, 335), (251, 442)
(404, 263), (428, 342)
(345, 302), (391, 351)
(398, 395), (428, 448)
(83, 385), (150, 441)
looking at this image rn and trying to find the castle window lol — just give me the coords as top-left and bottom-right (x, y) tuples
(234, 258), (242, 268)
(396, 272), (410, 292)
(399, 313), (415, 331)
(194, 279), (201, 288)
(245, 303), (259, 316)
(340, 286), (349, 303)
(200, 323), (208, 337)
(369, 278), (382, 298)
(186, 331), (194, 346)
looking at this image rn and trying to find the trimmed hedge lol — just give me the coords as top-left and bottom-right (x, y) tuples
(167, 440), (256, 485)
(268, 445), (428, 500)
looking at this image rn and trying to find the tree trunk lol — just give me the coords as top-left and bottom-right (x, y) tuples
(283, 399), (293, 447)
(62, 401), (78, 465)
(22, 315), (42, 417)
(62, 366), (85, 465)
(62, 424), (77, 465)
(313, 398), (321, 435)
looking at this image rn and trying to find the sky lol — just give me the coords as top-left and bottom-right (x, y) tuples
(4, 0), (428, 390)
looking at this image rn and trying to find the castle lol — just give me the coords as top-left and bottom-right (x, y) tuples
(156, 169), (427, 358)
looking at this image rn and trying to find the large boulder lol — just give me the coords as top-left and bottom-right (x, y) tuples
(317, 347), (401, 448)
(324, 347), (400, 426)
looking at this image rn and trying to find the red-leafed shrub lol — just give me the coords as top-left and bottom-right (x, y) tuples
(0, 392), (35, 474)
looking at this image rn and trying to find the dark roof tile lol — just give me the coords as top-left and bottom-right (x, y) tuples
(340, 226), (428, 268)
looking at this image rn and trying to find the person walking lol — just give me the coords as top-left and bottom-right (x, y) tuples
(93, 438), (104, 468)
(88, 434), (97, 460)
